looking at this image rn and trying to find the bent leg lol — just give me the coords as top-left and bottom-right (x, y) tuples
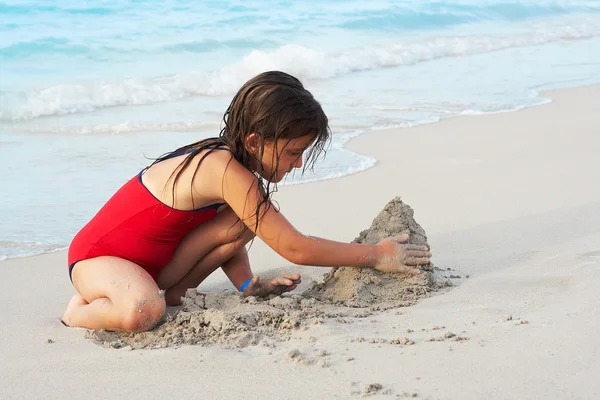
(163, 234), (253, 305)
(156, 207), (248, 289)
(157, 207), (254, 305)
(62, 256), (166, 332)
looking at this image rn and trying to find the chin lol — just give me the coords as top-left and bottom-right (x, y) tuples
(258, 171), (285, 183)
(269, 175), (285, 183)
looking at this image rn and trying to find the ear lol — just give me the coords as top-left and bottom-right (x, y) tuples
(245, 132), (261, 155)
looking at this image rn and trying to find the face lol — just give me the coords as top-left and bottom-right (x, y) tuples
(257, 134), (316, 183)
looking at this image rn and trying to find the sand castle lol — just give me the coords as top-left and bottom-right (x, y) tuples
(305, 196), (435, 308)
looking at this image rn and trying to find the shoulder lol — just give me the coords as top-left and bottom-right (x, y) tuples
(193, 146), (257, 196)
(203, 147), (242, 176)
(206, 146), (235, 164)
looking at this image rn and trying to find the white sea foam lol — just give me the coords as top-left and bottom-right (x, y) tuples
(2, 21), (598, 121)
(459, 97), (552, 115)
(0, 241), (67, 262)
(10, 120), (221, 135)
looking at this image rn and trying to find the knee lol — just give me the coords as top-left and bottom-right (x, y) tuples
(120, 294), (166, 332)
(235, 228), (255, 247)
(218, 218), (248, 243)
(210, 207), (256, 245)
(223, 229), (255, 256)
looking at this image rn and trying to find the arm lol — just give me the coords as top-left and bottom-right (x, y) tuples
(217, 155), (386, 268)
(221, 246), (253, 291)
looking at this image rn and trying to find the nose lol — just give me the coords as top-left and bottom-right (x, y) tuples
(293, 155), (303, 169)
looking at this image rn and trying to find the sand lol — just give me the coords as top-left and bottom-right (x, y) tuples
(87, 197), (449, 350)
(2, 84), (600, 399)
(87, 291), (371, 350)
(306, 197), (444, 308)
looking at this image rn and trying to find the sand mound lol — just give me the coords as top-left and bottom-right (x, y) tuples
(86, 197), (445, 350)
(305, 197), (437, 308)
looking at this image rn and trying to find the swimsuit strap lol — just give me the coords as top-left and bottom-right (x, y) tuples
(161, 145), (231, 161)
(139, 145), (231, 211)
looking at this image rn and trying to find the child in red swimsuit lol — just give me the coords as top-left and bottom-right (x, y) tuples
(62, 71), (431, 332)
(67, 151), (225, 283)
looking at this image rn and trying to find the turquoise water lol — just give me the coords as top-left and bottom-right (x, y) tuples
(1, 0), (600, 259)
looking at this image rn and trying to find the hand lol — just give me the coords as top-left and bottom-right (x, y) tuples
(243, 274), (302, 298)
(374, 233), (431, 274)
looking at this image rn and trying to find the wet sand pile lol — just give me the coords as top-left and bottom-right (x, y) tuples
(86, 197), (445, 350)
(305, 197), (437, 308)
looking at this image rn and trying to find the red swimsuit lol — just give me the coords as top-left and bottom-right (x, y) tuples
(67, 170), (223, 281)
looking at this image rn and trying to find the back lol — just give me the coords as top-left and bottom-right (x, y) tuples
(67, 172), (221, 278)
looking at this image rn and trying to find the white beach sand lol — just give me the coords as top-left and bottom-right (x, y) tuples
(1, 84), (599, 399)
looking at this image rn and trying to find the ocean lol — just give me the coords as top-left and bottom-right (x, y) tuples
(1, 0), (600, 260)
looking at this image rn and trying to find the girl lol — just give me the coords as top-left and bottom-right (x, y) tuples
(62, 71), (431, 332)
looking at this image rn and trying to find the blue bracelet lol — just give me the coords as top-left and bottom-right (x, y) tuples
(240, 278), (252, 293)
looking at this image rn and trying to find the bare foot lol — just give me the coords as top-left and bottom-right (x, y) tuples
(164, 288), (187, 306)
(61, 293), (88, 327)
(164, 288), (207, 306)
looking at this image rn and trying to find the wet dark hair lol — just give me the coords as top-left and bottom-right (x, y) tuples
(146, 70), (331, 233)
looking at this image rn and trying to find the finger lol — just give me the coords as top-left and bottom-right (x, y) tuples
(406, 250), (432, 258)
(272, 277), (294, 286)
(405, 244), (429, 251)
(282, 274), (301, 284)
(289, 277), (302, 285)
(402, 267), (421, 276)
(404, 257), (431, 266)
(405, 250), (431, 257)
(392, 233), (409, 243)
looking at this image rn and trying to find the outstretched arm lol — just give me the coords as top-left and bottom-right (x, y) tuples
(207, 152), (430, 272)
